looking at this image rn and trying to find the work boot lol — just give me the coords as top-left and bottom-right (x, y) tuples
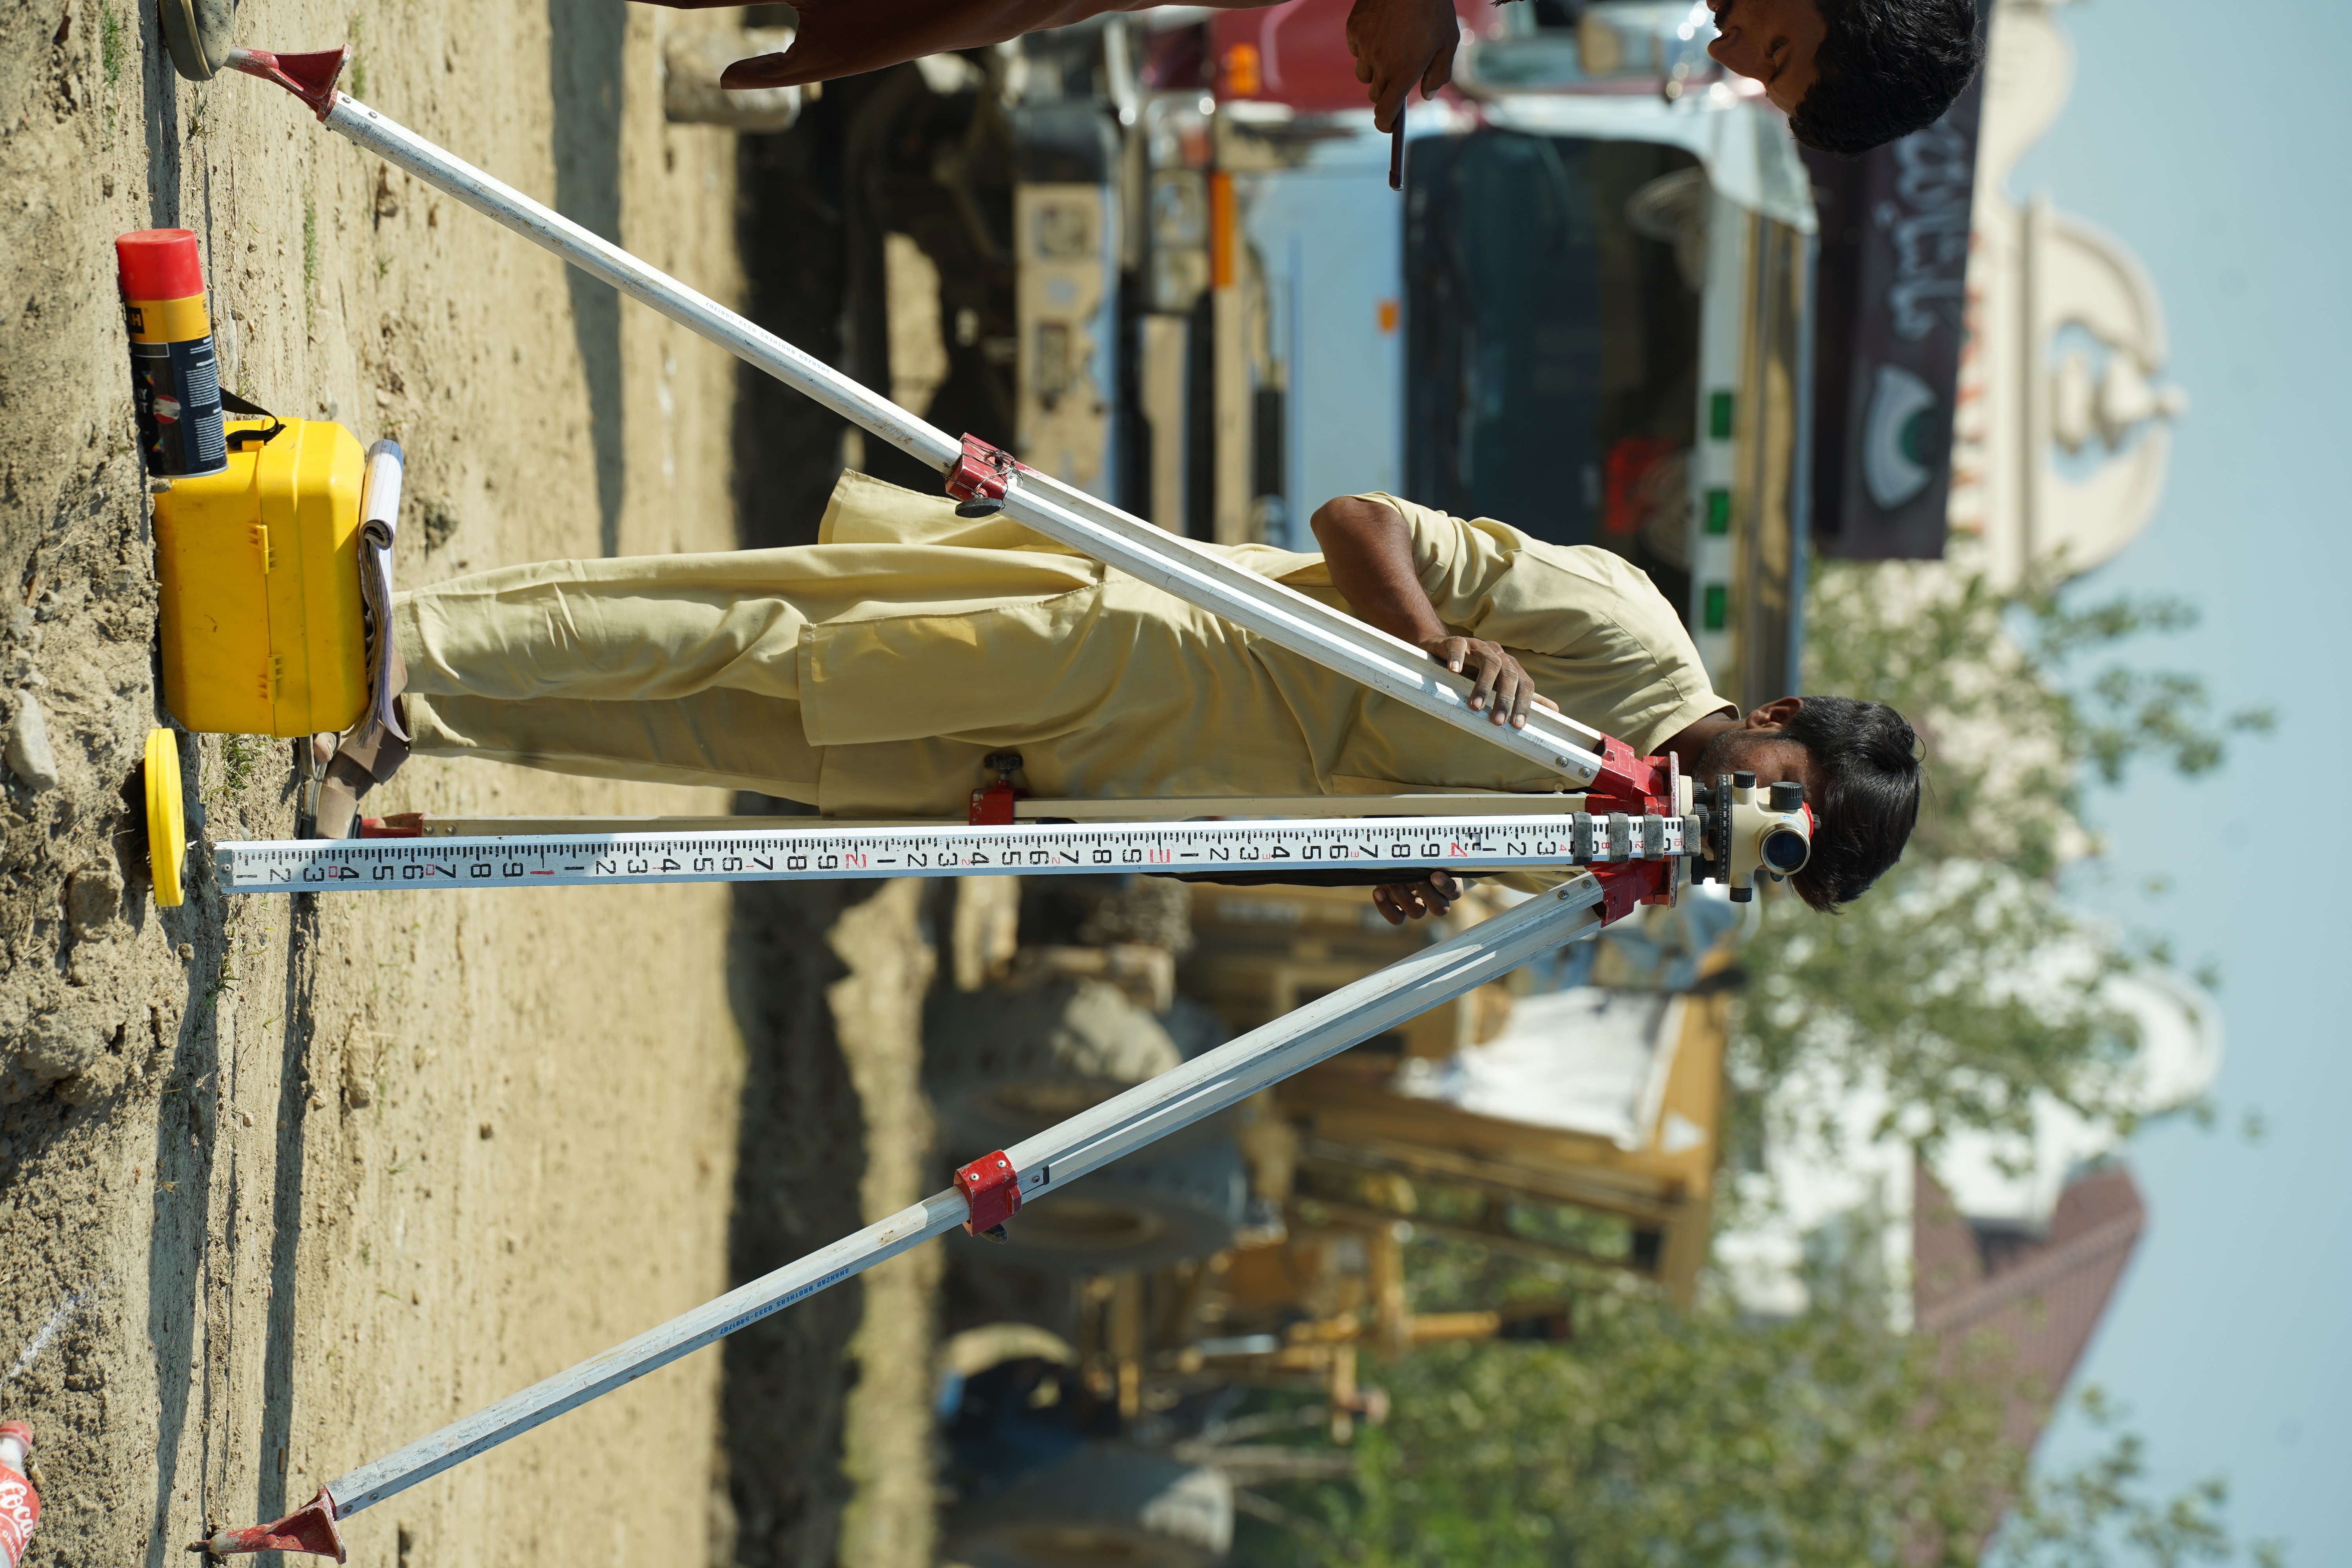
(158, 0), (237, 81)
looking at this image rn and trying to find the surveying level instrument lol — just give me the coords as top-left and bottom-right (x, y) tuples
(177, 48), (1811, 1557)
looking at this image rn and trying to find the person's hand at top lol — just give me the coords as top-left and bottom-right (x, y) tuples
(1346, 0), (1461, 134)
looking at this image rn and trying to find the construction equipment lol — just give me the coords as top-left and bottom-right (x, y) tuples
(141, 431), (401, 903)
(934, 877), (1739, 1455)
(152, 420), (375, 738)
(125, 223), (405, 752)
(180, 47), (1808, 1556)
(1192, 882), (1735, 1299)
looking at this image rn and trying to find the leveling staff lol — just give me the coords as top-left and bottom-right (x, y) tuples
(320, 474), (1919, 923)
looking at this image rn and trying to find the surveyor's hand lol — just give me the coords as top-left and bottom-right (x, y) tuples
(1347, 0), (1461, 134)
(1373, 870), (1463, 925)
(1422, 636), (1553, 728)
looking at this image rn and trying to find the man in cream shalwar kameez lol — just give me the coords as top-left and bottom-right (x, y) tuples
(392, 472), (1733, 819)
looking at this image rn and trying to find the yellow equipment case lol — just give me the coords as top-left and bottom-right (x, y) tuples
(153, 417), (370, 737)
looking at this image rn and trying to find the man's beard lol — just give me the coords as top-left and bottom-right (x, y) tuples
(1690, 727), (1776, 783)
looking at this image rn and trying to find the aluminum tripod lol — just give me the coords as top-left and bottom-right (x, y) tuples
(192, 48), (1808, 1558)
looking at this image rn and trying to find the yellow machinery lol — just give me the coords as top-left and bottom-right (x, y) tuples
(1183, 883), (1723, 1300)
(1048, 882), (1733, 1433)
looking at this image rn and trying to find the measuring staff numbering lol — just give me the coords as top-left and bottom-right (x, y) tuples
(215, 813), (1693, 895)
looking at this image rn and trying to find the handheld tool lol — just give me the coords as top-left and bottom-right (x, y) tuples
(211, 787), (1808, 918)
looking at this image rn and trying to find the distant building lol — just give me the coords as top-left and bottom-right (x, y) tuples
(1915, 1158), (2147, 1453)
(1715, 961), (2220, 1354)
(1947, 0), (2189, 586)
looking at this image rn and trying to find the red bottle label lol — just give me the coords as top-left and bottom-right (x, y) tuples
(0, 1463), (37, 1567)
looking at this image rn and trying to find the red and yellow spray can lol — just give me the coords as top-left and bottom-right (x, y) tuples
(117, 228), (228, 478)
(0, 1422), (37, 1568)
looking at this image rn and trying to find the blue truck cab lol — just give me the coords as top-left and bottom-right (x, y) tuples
(1013, 0), (1819, 711)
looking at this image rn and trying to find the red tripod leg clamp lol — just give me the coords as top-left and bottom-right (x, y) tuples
(1583, 737), (1667, 815)
(955, 1151), (1024, 1238)
(945, 434), (1018, 508)
(1592, 860), (1668, 926)
(969, 781), (1021, 826)
(1580, 740), (1679, 913)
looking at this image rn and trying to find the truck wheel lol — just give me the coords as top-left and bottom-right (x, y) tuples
(944, 1443), (1234, 1568)
(930, 979), (1223, 1156)
(987, 1137), (1247, 1273)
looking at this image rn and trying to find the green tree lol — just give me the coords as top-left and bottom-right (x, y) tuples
(1733, 564), (2271, 1156)
(1333, 1280), (2018, 1568)
(1991, 1389), (2287, 1568)
(1234, 1254), (2283, 1568)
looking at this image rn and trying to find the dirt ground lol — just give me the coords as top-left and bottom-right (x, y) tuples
(0, 4), (934, 1565)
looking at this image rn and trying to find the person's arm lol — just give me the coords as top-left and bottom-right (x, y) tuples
(1117, 0), (1454, 134)
(1311, 494), (1543, 929)
(1309, 495), (1553, 730)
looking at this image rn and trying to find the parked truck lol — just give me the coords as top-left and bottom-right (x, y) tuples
(1004, 0), (1816, 708)
(802, 0), (1814, 706)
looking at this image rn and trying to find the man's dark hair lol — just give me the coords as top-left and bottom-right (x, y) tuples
(1789, 0), (1985, 159)
(1783, 695), (1919, 912)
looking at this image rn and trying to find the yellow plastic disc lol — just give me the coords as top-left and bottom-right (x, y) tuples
(144, 727), (186, 909)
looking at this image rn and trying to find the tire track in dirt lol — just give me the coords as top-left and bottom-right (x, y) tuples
(717, 873), (943, 1568)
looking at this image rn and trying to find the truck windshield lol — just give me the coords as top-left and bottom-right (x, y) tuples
(1405, 133), (1702, 561)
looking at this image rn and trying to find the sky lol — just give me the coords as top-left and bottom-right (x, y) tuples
(2003, 0), (2352, 1556)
